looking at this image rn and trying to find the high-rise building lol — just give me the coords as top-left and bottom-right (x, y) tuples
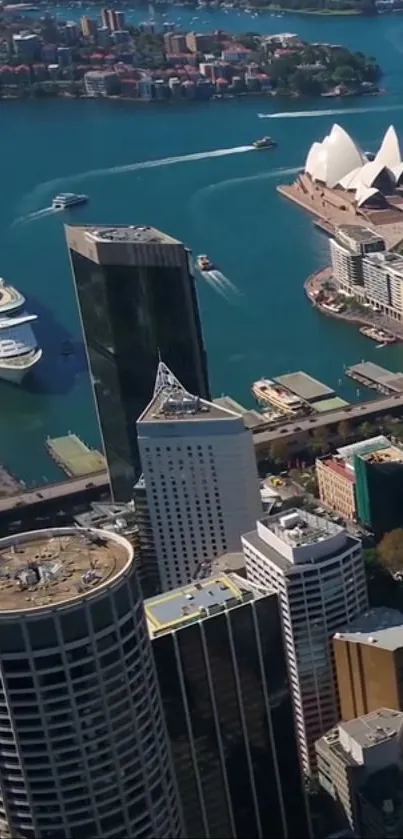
(146, 573), (310, 839)
(242, 509), (368, 773)
(66, 224), (210, 500)
(0, 526), (182, 839)
(137, 362), (261, 591)
(133, 474), (160, 596)
(333, 607), (403, 721)
(316, 708), (403, 838)
(80, 16), (98, 37)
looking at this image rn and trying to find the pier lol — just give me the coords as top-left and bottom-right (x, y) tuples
(0, 464), (25, 499)
(345, 362), (403, 395)
(46, 433), (107, 478)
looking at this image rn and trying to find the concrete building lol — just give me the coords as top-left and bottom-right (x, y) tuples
(163, 33), (187, 55)
(137, 362), (261, 592)
(66, 224), (210, 500)
(147, 573), (310, 839)
(84, 70), (121, 96)
(317, 436), (403, 533)
(185, 31), (213, 53)
(316, 708), (403, 838)
(12, 32), (41, 61)
(80, 16), (98, 37)
(242, 510), (368, 773)
(333, 608), (403, 720)
(0, 526), (182, 839)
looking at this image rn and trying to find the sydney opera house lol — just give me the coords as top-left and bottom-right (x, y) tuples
(278, 124), (403, 245)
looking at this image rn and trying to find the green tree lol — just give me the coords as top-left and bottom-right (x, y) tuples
(310, 428), (330, 455)
(378, 529), (403, 574)
(358, 421), (375, 439)
(337, 420), (351, 442)
(269, 439), (288, 464)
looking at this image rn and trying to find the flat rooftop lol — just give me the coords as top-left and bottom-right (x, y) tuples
(362, 444), (403, 465)
(366, 251), (403, 273)
(334, 607), (403, 651)
(322, 456), (355, 483)
(47, 434), (106, 478)
(264, 508), (341, 549)
(340, 708), (403, 748)
(75, 224), (180, 246)
(311, 396), (349, 413)
(337, 224), (384, 244)
(145, 574), (249, 636)
(347, 362), (403, 393)
(0, 529), (129, 612)
(139, 386), (236, 424)
(192, 551), (246, 580)
(338, 435), (392, 464)
(214, 396), (265, 429)
(274, 371), (334, 402)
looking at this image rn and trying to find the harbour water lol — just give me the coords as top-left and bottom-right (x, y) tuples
(3, 7), (403, 484)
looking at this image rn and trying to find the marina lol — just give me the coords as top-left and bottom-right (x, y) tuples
(46, 433), (107, 478)
(345, 361), (403, 395)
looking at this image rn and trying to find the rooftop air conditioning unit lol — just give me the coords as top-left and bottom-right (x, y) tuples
(279, 512), (300, 530)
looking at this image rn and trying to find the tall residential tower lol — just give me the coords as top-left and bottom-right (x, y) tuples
(0, 526), (182, 839)
(66, 224), (210, 500)
(137, 363), (261, 591)
(242, 509), (368, 773)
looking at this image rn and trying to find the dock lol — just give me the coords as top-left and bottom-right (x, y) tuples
(0, 465), (25, 499)
(46, 433), (107, 478)
(345, 361), (403, 395)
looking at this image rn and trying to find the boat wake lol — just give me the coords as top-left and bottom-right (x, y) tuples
(199, 268), (241, 302)
(11, 206), (61, 228)
(258, 104), (403, 119)
(19, 145), (255, 213)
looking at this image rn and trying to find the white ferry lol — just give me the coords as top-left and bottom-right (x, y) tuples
(52, 193), (88, 210)
(0, 278), (42, 385)
(252, 378), (304, 415)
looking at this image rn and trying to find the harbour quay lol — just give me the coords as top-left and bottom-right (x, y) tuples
(345, 361), (403, 395)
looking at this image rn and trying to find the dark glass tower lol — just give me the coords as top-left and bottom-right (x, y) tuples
(146, 574), (311, 839)
(66, 224), (210, 501)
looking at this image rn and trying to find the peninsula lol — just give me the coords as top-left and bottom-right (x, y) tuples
(0, 7), (381, 102)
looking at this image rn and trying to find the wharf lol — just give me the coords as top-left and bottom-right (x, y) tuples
(345, 362), (403, 396)
(46, 433), (107, 478)
(0, 465), (25, 499)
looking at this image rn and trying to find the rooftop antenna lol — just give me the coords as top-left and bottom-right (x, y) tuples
(152, 360), (189, 397)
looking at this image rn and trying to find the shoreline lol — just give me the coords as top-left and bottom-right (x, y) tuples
(34, 1), (369, 16)
(304, 267), (403, 340)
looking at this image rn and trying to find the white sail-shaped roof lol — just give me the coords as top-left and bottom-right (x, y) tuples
(304, 123), (365, 188)
(375, 125), (401, 170)
(392, 161), (403, 185)
(355, 184), (381, 208)
(358, 159), (393, 189)
(338, 166), (363, 190)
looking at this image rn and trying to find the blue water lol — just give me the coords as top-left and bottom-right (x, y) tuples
(3, 7), (403, 484)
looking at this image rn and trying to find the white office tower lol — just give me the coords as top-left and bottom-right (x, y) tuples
(242, 510), (368, 774)
(137, 362), (261, 591)
(0, 527), (182, 839)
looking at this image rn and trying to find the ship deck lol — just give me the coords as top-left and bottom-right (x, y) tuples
(0, 284), (24, 312)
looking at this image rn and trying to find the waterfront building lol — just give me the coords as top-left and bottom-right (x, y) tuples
(107, 9), (124, 31)
(330, 226), (386, 290)
(316, 708), (403, 837)
(63, 21), (79, 44)
(185, 31), (213, 53)
(333, 608), (403, 720)
(242, 510), (368, 773)
(57, 46), (73, 67)
(137, 362), (261, 592)
(80, 16), (97, 38)
(66, 224), (210, 500)
(84, 70), (121, 97)
(0, 526), (182, 839)
(138, 75), (154, 100)
(146, 573), (310, 839)
(163, 33), (187, 55)
(100, 7), (109, 29)
(316, 435), (403, 533)
(12, 32), (41, 61)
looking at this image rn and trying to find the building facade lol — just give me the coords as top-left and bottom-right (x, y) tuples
(242, 510), (368, 773)
(66, 224), (210, 500)
(316, 708), (403, 838)
(0, 526), (182, 839)
(137, 363), (261, 591)
(333, 608), (403, 721)
(84, 70), (121, 97)
(316, 456), (356, 521)
(147, 574), (310, 839)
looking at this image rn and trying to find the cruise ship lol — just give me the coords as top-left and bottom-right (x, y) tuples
(252, 378), (305, 414)
(0, 278), (42, 385)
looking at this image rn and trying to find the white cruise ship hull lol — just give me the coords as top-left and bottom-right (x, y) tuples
(0, 349), (42, 385)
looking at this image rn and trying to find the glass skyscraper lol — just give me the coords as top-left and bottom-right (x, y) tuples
(146, 574), (310, 839)
(66, 224), (210, 500)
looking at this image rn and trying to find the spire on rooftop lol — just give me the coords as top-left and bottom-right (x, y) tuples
(153, 361), (188, 398)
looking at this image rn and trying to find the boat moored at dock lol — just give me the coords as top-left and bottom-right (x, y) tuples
(0, 278), (42, 385)
(360, 326), (396, 344)
(252, 378), (305, 415)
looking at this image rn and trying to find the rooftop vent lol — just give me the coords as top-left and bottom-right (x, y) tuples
(279, 512), (301, 530)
